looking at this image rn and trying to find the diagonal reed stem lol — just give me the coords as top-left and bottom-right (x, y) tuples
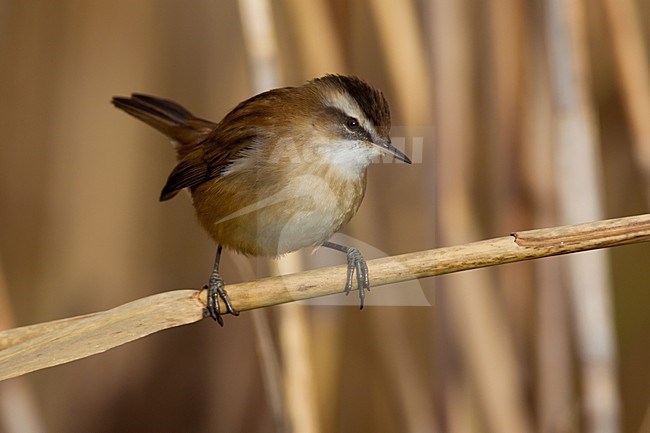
(1, 213), (649, 381)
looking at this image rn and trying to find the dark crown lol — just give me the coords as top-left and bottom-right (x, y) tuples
(313, 75), (391, 134)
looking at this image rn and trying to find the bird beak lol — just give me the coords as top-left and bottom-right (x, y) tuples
(375, 139), (412, 164)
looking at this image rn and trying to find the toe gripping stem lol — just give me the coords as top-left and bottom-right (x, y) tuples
(204, 245), (239, 326)
(322, 241), (370, 309)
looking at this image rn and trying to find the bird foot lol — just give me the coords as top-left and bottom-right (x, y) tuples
(203, 274), (239, 326)
(322, 241), (371, 309)
(343, 247), (370, 309)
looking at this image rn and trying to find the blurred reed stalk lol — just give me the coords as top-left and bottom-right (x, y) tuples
(545, 0), (620, 432)
(523, 4), (575, 431)
(366, 0), (431, 126)
(276, 0), (348, 429)
(430, 1), (534, 431)
(239, 0), (321, 431)
(365, 1), (436, 430)
(599, 0), (650, 204)
(281, 0), (344, 77)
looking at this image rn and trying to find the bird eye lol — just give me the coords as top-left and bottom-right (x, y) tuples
(345, 117), (360, 131)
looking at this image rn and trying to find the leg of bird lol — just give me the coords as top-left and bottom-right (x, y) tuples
(204, 244), (239, 325)
(321, 241), (370, 309)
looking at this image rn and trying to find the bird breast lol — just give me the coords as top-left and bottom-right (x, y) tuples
(191, 162), (367, 257)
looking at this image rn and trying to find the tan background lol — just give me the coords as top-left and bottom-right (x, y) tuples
(0, 1), (649, 432)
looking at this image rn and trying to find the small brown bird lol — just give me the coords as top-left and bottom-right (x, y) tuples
(112, 75), (410, 325)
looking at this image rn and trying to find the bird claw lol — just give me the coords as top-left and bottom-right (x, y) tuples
(343, 247), (370, 309)
(203, 275), (239, 326)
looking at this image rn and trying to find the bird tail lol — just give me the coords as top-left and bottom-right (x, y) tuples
(111, 94), (216, 149)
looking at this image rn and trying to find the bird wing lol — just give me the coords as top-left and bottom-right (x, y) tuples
(159, 126), (263, 201)
(158, 87), (291, 201)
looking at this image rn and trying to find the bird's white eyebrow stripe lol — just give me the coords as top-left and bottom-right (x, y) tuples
(324, 90), (360, 116)
(322, 89), (376, 137)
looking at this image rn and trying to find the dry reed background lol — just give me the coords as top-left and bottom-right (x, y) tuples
(0, 1), (649, 432)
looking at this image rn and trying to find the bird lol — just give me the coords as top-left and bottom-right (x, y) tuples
(112, 74), (411, 325)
